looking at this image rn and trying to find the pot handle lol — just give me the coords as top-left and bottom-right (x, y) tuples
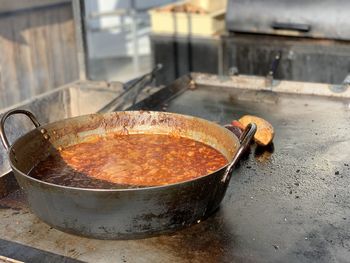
(222, 123), (257, 182)
(0, 109), (41, 151)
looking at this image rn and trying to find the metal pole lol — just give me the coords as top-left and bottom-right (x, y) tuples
(130, 0), (139, 76)
(72, 0), (88, 80)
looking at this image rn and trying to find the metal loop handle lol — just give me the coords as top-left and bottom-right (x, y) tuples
(222, 123), (257, 182)
(0, 109), (41, 151)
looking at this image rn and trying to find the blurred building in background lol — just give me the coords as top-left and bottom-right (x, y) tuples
(84, 0), (175, 81)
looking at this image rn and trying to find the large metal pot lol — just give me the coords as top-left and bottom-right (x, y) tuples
(0, 109), (256, 239)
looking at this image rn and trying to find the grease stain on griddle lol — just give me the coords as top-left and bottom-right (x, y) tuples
(0, 190), (27, 211)
(144, 212), (237, 263)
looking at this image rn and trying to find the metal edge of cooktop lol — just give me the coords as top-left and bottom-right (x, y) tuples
(191, 73), (350, 98)
(130, 72), (350, 113)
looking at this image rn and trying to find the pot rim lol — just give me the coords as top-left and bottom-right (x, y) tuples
(8, 111), (239, 192)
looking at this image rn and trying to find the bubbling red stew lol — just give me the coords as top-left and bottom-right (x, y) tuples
(29, 133), (228, 188)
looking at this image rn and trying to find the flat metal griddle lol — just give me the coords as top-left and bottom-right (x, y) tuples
(1, 74), (350, 262)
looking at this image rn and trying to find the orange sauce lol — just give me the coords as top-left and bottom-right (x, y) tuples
(29, 134), (228, 188)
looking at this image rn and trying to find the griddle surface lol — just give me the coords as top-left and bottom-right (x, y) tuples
(1, 84), (350, 262)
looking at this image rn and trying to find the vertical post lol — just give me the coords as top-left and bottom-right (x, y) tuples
(130, 0), (139, 76)
(218, 35), (224, 76)
(72, 0), (88, 80)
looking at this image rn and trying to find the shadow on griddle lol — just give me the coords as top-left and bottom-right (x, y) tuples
(151, 207), (238, 262)
(254, 143), (275, 163)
